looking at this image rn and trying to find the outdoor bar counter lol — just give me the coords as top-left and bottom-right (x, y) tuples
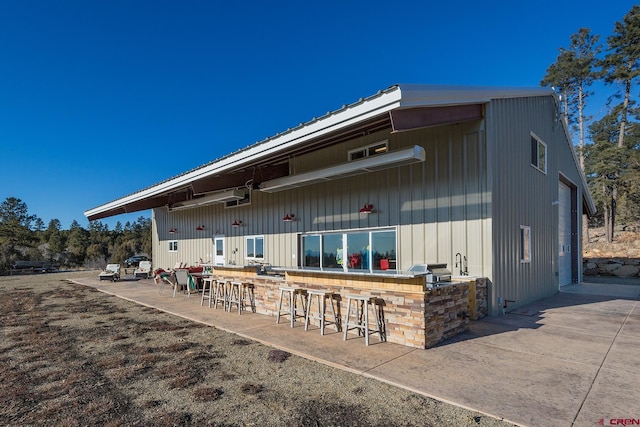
(211, 265), (488, 349)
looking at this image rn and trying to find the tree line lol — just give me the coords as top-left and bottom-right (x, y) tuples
(0, 197), (151, 274)
(541, 5), (639, 242)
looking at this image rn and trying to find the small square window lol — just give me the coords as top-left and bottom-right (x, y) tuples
(169, 240), (178, 252)
(246, 236), (264, 259)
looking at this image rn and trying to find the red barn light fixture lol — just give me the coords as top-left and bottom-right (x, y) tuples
(359, 203), (374, 214)
(232, 220), (242, 228)
(282, 213), (295, 222)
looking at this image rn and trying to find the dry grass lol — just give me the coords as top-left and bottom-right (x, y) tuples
(0, 272), (514, 426)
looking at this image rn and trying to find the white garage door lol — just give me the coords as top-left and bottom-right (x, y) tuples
(558, 182), (572, 287)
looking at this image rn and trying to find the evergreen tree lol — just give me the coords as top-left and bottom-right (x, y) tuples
(0, 197), (37, 268)
(33, 217), (45, 232)
(598, 5), (640, 240)
(601, 5), (640, 149)
(541, 28), (601, 170)
(67, 225), (89, 265)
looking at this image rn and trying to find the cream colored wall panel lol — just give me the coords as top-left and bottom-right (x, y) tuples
(152, 121), (491, 280)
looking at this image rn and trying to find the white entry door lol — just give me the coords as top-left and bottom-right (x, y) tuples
(214, 237), (225, 266)
(558, 182), (572, 287)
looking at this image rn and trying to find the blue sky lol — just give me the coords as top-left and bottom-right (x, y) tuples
(0, 0), (635, 230)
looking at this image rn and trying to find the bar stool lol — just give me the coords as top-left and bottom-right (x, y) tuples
(227, 280), (241, 313)
(200, 276), (216, 307)
(227, 280), (256, 315)
(276, 286), (307, 327)
(305, 289), (340, 335)
(213, 278), (229, 310)
(343, 294), (384, 346)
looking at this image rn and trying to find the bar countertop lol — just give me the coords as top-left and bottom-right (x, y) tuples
(272, 267), (425, 279)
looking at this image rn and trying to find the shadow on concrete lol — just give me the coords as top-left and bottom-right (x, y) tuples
(436, 279), (640, 348)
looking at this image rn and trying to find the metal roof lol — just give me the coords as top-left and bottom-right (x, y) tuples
(85, 84), (591, 220)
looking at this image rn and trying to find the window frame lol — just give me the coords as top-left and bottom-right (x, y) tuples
(245, 235), (265, 260)
(348, 140), (389, 161)
(300, 226), (397, 272)
(168, 240), (178, 252)
(520, 225), (531, 263)
(530, 132), (547, 174)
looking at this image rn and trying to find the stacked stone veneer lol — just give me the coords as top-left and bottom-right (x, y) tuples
(463, 277), (489, 320)
(423, 284), (470, 346)
(213, 266), (485, 349)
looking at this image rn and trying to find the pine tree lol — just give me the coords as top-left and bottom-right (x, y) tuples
(542, 28), (601, 243)
(541, 28), (601, 171)
(598, 5), (640, 240)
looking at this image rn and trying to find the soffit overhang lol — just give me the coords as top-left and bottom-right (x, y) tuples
(85, 84), (555, 221)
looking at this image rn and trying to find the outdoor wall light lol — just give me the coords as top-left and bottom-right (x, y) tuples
(282, 213), (295, 222)
(232, 220), (243, 228)
(169, 228), (177, 234)
(359, 203), (374, 214)
(196, 225), (206, 231)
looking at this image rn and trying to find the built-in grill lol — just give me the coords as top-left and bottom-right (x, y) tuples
(409, 263), (452, 288)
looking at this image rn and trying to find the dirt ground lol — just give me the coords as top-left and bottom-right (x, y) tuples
(0, 271), (515, 427)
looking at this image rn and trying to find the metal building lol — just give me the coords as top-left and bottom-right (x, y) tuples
(85, 84), (595, 316)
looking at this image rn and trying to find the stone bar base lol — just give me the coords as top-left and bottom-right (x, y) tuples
(212, 266), (487, 349)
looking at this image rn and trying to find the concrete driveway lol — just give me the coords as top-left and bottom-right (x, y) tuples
(371, 281), (640, 426)
(76, 276), (640, 427)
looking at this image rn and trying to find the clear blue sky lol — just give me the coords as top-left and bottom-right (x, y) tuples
(0, 0), (635, 230)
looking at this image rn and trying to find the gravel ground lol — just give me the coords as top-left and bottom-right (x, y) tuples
(0, 271), (516, 426)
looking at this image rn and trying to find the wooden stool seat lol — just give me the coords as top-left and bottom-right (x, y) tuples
(200, 276), (216, 307)
(304, 289), (340, 335)
(343, 294), (384, 346)
(228, 280), (255, 314)
(213, 278), (229, 310)
(276, 286), (307, 327)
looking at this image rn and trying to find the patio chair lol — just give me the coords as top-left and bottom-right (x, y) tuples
(174, 269), (198, 298)
(158, 272), (179, 297)
(134, 261), (152, 279)
(99, 264), (121, 282)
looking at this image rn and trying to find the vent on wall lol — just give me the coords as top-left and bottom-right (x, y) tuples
(259, 145), (426, 193)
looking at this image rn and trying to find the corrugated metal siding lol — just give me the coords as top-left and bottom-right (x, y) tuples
(152, 123), (492, 278)
(487, 96), (570, 314)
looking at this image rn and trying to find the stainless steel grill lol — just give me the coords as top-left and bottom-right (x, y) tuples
(409, 263), (452, 287)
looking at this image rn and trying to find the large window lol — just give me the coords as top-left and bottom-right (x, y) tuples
(301, 228), (397, 272)
(302, 235), (321, 267)
(322, 234), (343, 269)
(246, 235), (264, 259)
(531, 133), (547, 174)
